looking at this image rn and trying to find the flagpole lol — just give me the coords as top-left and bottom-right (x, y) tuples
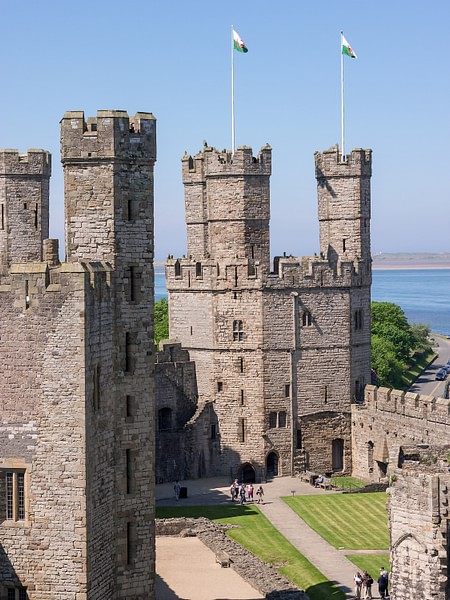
(340, 31), (345, 161)
(231, 26), (235, 154)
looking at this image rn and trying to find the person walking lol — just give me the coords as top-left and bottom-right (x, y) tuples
(174, 480), (181, 501)
(354, 571), (363, 599)
(256, 485), (264, 504)
(377, 567), (389, 599)
(247, 483), (254, 502)
(362, 571), (373, 599)
(239, 483), (246, 505)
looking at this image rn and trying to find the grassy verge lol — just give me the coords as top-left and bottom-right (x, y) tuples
(330, 476), (366, 491)
(156, 504), (345, 600)
(401, 348), (437, 388)
(345, 553), (390, 579)
(282, 493), (389, 550)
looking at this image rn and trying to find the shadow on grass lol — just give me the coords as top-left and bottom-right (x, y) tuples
(156, 504), (258, 520)
(306, 581), (348, 600)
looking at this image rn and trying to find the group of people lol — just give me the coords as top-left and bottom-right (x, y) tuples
(354, 567), (389, 599)
(230, 480), (264, 504)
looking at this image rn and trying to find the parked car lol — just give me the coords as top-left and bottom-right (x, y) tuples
(436, 369), (447, 381)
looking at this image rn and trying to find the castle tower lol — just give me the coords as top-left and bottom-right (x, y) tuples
(182, 145), (272, 268)
(60, 110), (156, 598)
(0, 149), (51, 272)
(167, 142), (372, 482)
(315, 146), (371, 265)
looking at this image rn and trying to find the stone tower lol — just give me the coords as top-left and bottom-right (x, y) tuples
(0, 149), (51, 273)
(0, 110), (156, 599)
(167, 144), (372, 481)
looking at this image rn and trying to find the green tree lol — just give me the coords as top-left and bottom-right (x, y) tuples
(410, 322), (431, 352)
(155, 298), (169, 347)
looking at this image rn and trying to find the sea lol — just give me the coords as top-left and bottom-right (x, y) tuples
(155, 268), (450, 336)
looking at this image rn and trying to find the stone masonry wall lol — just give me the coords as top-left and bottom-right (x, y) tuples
(388, 448), (450, 600)
(352, 385), (450, 482)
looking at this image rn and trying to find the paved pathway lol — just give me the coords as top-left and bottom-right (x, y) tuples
(156, 476), (385, 599)
(257, 494), (356, 598)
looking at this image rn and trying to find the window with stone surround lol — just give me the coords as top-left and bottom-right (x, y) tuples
(217, 382), (223, 392)
(301, 311), (312, 327)
(0, 469), (26, 523)
(268, 411), (287, 428)
(354, 308), (363, 330)
(1, 204), (4, 230)
(284, 384), (290, 397)
(232, 320), (244, 341)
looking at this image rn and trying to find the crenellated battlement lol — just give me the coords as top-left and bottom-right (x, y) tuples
(60, 110), (156, 162)
(315, 145), (372, 179)
(362, 385), (450, 426)
(182, 144), (272, 184)
(0, 149), (51, 175)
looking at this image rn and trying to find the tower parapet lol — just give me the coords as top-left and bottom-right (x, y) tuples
(181, 144), (271, 266)
(315, 145), (372, 267)
(0, 149), (51, 272)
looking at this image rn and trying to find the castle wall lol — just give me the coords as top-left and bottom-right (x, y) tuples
(388, 449), (450, 600)
(352, 385), (450, 482)
(0, 264), (91, 598)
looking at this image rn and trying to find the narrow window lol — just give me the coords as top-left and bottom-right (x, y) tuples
(126, 395), (134, 417)
(240, 390), (244, 405)
(126, 521), (135, 566)
(158, 407), (172, 431)
(217, 263), (220, 276)
(239, 418), (246, 442)
(126, 449), (133, 494)
(93, 364), (100, 410)
(195, 262), (202, 278)
(296, 429), (302, 449)
(278, 411), (287, 428)
(285, 384), (290, 397)
(1, 204), (4, 229)
(190, 325), (193, 335)
(25, 280), (30, 310)
(324, 385), (328, 404)
(211, 424), (216, 439)
(240, 357), (244, 373)
(129, 266), (135, 302)
(234, 266), (238, 287)
(269, 412), (277, 428)
(302, 311), (312, 327)
(127, 198), (133, 221)
(354, 309), (363, 331)
(174, 260), (181, 277)
(233, 292), (237, 300)
(217, 382), (223, 392)
(343, 239), (346, 252)
(233, 320), (244, 341)
(34, 205), (38, 230)
(4, 470), (26, 521)
(23, 203), (27, 210)
(250, 245), (255, 259)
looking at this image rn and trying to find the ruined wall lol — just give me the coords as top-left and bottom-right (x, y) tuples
(389, 447), (450, 600)
(352, 385), (450, 482)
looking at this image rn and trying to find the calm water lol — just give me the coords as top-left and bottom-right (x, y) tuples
(155, 269), (450, 335)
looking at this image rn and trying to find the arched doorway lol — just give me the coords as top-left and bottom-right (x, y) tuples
(266, 451), (279, 479)
(240, 463), (256, 483)
(332, 438), (344, 471)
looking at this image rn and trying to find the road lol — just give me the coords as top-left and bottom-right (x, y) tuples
(408, 335), (450, 397)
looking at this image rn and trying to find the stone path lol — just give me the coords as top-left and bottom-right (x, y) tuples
(257, 495), (356, 598)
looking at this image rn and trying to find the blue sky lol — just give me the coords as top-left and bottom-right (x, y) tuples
(1, 1), (449, 261)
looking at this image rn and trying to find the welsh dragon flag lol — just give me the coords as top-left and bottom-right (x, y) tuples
(342, 34), (357, 58)
(233, 29), (248, 53)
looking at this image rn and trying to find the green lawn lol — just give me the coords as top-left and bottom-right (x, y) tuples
(156, 504), (345, 600)
(330, 476), (366, 491)
(345, 553), (390, 579)
(282, 492), (389, 550)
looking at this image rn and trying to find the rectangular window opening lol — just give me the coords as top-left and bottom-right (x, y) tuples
(4, 470), (26, 522)
(25, 280), (30, 310)
(217, 382), (223, 392)
(240, 357), (244, 373)
(1, 204), (4, 230)
(285, 384), (290, 397)
(240, 390), (244, 405)
(239, 418), (245, 443)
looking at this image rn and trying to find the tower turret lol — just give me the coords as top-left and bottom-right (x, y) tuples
(315, 146), (371, 265)
(0, 149), (51, 272)
(182, 144), (272, 269)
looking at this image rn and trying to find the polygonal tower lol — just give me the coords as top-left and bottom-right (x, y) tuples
(0, 149), (51, 273)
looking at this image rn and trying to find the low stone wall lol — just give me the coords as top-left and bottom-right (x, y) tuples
(156, 517), (307, 599)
